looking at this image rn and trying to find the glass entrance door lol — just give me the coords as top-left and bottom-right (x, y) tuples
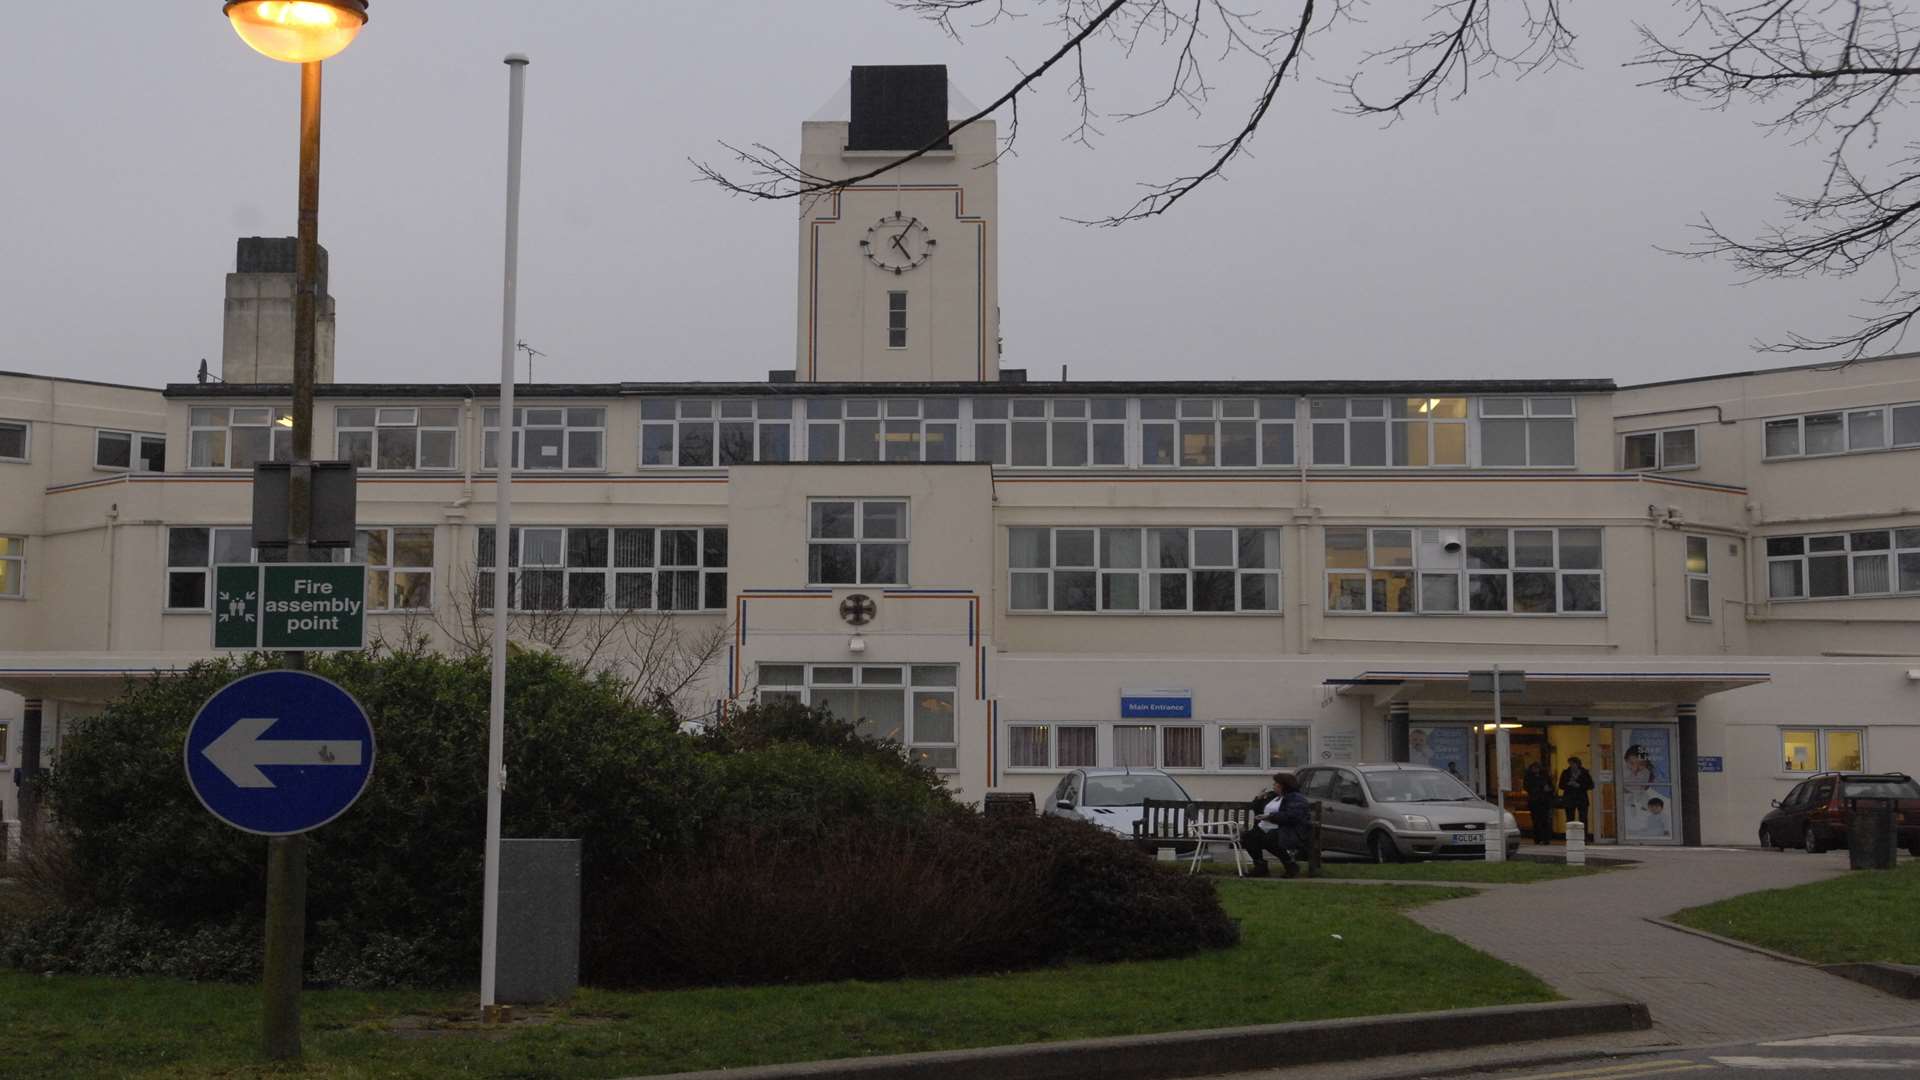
(1615, 722), (1680, 845)
(1588, 724), (1615, 844)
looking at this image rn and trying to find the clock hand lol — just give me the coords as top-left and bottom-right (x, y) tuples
(891, 234), (911, 257)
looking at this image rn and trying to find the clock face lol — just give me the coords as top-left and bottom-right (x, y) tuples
(862, 213), (935, 274)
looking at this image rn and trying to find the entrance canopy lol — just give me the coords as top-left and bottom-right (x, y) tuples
(1325, 668), (1771, 709)
(0, 652), (216, 704)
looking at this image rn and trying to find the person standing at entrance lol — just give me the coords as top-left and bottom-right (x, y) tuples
(1559, 756), (1595, 829)
(1524, 759), (1556, 844)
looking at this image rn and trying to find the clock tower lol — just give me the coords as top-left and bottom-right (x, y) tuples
(795, 66), (1001, 383)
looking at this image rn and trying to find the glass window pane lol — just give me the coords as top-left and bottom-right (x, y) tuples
(1328, 573), (1367, 612)
(1853, 553), (1891, 593)
(1010, 726), (1050, 767)
(660, 529), (700, 566)
(1480, 397), (1525, 417)
(1240, 572), (1279, 611)
(1559, 528), (1603, 570)
(1102, 528), (1142, 569)
(1261, 422), (1295, 465)
(567, 528), (607, 568)
(1180, 421), (1216, 467)
(1010, 572), (1050, 610)
(1765, 419), (1801, 457)
(811, 501), (855, 539)
(1562, 573), (1603, 613)
(1805, 413), (1845, 454)
(1220, 421), (1257, 466)
(419, 429), (455, 469)
(1051, 421), (1088, 467)
(376, 427), (415, 470)
(860, 543), (904, 585)
(1623, 433), (1657, 470)
(1103, 572), (1140, 610)
(1238, 529), (1279, 570)
(1466, 529), (1509, 570)
(568, 573), (607, 610)
(169, 527), (210, 567)
(168, 570), (206, 608)
(1768, 560), (1804, 599)
(1011, 421), (1048, 466)
(1055, 529), (1095, 567)
(1688, 576), (1710, 620)
(1420, 573), (1460, 612)
(1349, 421), (1386, 466)
(1514, 530), (1556, 568)
(1469, 574), (1509, 612)
(1529, 420), (1575, 466)
(1267, 726), (1311, 769)
(524, 428), (564, 468)
(1480, 419), (1527, 465)
(1141, 422), (1176, 466)
(1193, 529), (1233, 567)
(213, 529), (254, 564)
(1221, 727), (1261, 768)
(1192, 570), (1236, 612)
(912, 665), (957, 687)
(1057, 726), (1097, 767)
(1152, 572), (1189, 611)
(1809, 556), (1849, 597)
(1162, 726), (1204, 768)
(1513, 572), (1558, 613)
(863, 500), (907, 540)
(1767, 536), (1805, 557)
(394, 529), (433, 568)
(1901, 552), (1920, 593)
(1053, 571), (1096, 612)
(1370, 570), (1415, 613)
(1325, 528), (1368, 570)
(1091, 423), (1125, 465)
(1372, 529), (1414, 568)
(1149, 529), (1189, 569)
(1852, 530), (1891, 551)
(357, 528), (389, 567)
(1311, 423), (1346, 465)
(1824, 730), (1863, 771)
(1848, 410), (1886, 451)
(520, 529), (564, 566)
(853, 688), (907, 744)
(96, 432), (131, 469)
(1662, 429), (1697, 468)
(1009, 528), (1049, 569)
(1686, 536), (1709, 575)
(1432, 422), (1467, 466)
(1894, 404), (1920, 447)
(1781, 729), (1819, 772)
(845, 420), (881, 462)
(913, 691), (956, 744)
(190, 428), (226, 468)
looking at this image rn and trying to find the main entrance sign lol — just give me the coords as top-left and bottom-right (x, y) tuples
(184, 670), (376, 836)
(213, 563), (367, 650)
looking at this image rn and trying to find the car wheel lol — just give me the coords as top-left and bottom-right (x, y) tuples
(1803, 827), (1825, 854)
(1369, 831), (1400, 864)
(1759, 827), (1782, 851)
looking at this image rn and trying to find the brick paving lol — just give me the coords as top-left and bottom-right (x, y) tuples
(1408, 846), (1920, 1045)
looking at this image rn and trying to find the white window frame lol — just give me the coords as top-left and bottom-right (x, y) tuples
(640, 397), (797, 467)
(1764, 528), (1920, 601)
(1764, 402), (1920, 461)
(357, 526), (436, 611)
(482, 406), (606, 472)
(1219, 723), (1313, 771)
(94, 429), (166, 473)
(164, 526), (255, 610)
(188, 406), (293, 471)
(1325, 525), (1605, 616)
(1006, 722), (1100, 770)
(1008, 526), (1282, 614)
(756, 663), (960, 771)
(0, 419), (26, 464)
(1778, 726), (1867, 775)
(335, 406), (460, 473)
(887, 290), (908, 349)
(1477, 396), (1576, 468)
(1004, 397), (1130, 469)
(807, 498), (909, 586)
(0, 536), (24, 598)
(1622, 427), (1699, 472)
(1685, 535), (1711, 622)
(1310, 397), (1469, 469)
(1109, 722), (1206, 770)
(477, 525), (727, 613)
(1141, 397), (1295, 469)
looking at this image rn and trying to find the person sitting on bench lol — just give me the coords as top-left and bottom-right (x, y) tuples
(1240, 771), (1310, 878)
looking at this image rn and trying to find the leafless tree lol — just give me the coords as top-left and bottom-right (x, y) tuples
(697, 0), (1920, 356)
(414, 564), (731, 716)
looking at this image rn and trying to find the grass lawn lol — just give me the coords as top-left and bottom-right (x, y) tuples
(1198, 860), (1613, 884)
(0, 881), (1553, 1079)
(1671, 859), (1920, 965)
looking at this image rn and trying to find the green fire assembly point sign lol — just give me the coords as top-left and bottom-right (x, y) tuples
(213, 564), (367, 651)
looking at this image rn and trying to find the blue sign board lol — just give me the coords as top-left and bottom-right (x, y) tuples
(1697, 756), (1723, 773)
(1120, 690), (1192, 719)
(184, 671), (376, 837)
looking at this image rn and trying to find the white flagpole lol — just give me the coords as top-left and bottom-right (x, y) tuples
(482, 52), (529, 1013)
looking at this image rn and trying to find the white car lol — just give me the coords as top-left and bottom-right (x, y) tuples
(1043, 768), (1195, 841)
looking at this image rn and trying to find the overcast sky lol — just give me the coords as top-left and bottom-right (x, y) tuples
(1, 2), (1887, 389)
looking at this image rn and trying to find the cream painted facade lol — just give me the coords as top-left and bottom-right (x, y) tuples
(5, 67), (1920, 854)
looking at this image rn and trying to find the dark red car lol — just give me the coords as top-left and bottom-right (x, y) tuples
(1759, 772), (1920, 855)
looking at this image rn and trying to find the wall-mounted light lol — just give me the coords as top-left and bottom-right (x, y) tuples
(848, 634), (867, 654)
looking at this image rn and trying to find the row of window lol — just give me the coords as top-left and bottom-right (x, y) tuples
(1007, 721), (1313, 770)
(0, 537), (22, 597)
(1782, 726), (1864, 774)
(1008, 527), (1281, 613)
(164, 526), (437, 612)
(1766, 529), (1920, 600)
(475, 526), (729, 612)
(1325, 526), (1605, 615)
(1764, 402), (1920, 460)
(757, 663), (959, 770)
(171, 397), (1580, 472)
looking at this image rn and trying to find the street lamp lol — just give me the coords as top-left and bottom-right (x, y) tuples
(225, 1), (368, 63)
(221, 0), (368, 1061)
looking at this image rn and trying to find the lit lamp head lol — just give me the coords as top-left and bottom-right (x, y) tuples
(224, 1), (369, 64)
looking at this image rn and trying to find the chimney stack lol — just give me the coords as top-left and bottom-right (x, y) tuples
(221, 236), (336, 384)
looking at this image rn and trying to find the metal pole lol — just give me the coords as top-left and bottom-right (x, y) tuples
(263, 58), (323, 1061)
(482, 53), (529, 1014)
(1488, 663), (1508, 862)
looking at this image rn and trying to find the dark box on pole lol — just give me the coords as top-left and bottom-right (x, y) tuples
(252, 462), (358, 548)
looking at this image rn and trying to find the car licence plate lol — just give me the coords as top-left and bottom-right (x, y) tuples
(1449, 832), (1483, 846)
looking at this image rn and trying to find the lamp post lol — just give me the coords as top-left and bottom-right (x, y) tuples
(221, 1), (369, 1060)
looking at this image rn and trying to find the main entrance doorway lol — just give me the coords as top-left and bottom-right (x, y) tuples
(1467, 720), (1683, 845)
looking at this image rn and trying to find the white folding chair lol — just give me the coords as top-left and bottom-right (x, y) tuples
(1187, 819), (1248, 877)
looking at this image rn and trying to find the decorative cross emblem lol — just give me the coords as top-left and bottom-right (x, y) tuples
(839, 594), (877, 627)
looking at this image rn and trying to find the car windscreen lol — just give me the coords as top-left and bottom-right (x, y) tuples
(1841, 778), (1920, 799)
(1083, 774), (1190, 807)
(1365, 769), (1478, 803)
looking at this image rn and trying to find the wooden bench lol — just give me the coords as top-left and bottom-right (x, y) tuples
(1133, 798), (1259, 851)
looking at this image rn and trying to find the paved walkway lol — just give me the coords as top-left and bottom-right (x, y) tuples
(1409, 845), (1920, 1045)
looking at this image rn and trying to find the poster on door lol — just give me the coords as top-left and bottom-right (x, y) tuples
(1407, 725), (1471, 783)
(1620, 726), (1677, 843)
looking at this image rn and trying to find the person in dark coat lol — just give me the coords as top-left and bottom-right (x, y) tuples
(1523, 759), (1557, 844)
(1559, 756), (1596, 830)
(1240, 772), (1310, 878)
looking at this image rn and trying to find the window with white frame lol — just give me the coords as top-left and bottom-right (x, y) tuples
(356, 527), (435, 610)
(1478, 397), (1576, 467)
(94, 430), (166, 473)
(188, 406), (292, 469)
(0, 536), (23, 597)
(1003, 398), (1128, 467)
(1310, 397), (1468, 467)
(1764, 402), (1920, 460)
(757, 663), (959, 769)
(0, 420), (25, 463)
(1326, 525), (1604, 614)
(335, 406), (459, 471)
(1780, 727), (1865, 773)
(799, 398), (961, 463)
(808, 499), (907, 585)
(1219, 724), (1312, 770)
(1007, 723), (1099, 768)
(482, 407), (605, 471)
(640, 398), (794, 467)
(1685, 536), (1711, 621)
(1765, 528), (1920, 600)
(1009, 526), (1281, 613)
(1623, 427), (1698, 471)
(1141, 397), (1294, 468)
(1111, 722), (1204, 768)
(477, 526), (727, 612)
(887, 291), (908, 348)
(166, 526), (254, 609)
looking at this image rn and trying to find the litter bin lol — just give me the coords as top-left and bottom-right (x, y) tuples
(1847, 798), (1898, 871)
(984, 791), (1036, 819)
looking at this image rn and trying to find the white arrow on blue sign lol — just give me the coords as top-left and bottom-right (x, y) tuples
(184, 670), (376, 836)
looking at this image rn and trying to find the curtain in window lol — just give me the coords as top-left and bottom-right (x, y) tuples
(1113, 725), (1156, 767)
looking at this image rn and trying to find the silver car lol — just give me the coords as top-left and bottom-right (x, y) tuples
(1296, 763), (1521, 862)
(1042, 768), (1194, 841)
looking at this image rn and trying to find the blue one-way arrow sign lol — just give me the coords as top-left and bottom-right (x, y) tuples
(184, 671), (376, 836)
